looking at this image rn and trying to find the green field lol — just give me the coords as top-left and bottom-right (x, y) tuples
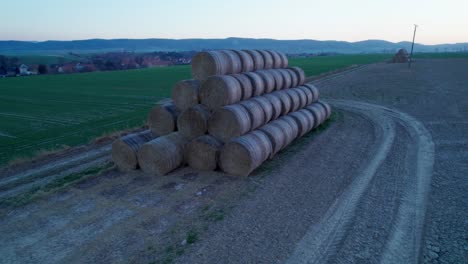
(289, 54), (391, 76)
(0, 54), (392, 165)
(412, 52), (468, 59)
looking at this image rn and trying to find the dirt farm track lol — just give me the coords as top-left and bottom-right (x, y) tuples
(0, 58), (467, 263)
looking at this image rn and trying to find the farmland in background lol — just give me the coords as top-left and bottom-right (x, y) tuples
(412, 52), (468, 59)
(289, 54), (392, 76)
(0, 66), (191, 165)
(0, 52), (431, 165)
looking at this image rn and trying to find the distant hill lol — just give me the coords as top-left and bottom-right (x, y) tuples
(1, 38), (467, 55)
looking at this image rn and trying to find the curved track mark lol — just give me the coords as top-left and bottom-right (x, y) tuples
(286, 100), (434, 264)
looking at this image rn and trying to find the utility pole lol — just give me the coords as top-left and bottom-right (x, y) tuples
(409, 24), (418, 68)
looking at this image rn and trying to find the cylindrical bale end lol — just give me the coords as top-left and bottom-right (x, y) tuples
(289, 66), (306, 86)
(111, 130), (154, 171)
(258, 123), (286, 158)
(219, 130), (272, 176)
(239, 99), (266, 130)
(270, 119), (296, 148)
(263, 93), (283, 120)
(266, 50), (283, 69)
(317, 100), (332, 119)
(200, 75), (242, 110)
(277, 51), (289, 68)
(286, 68), (299, 87)
(279, 115), (300, 143)
(243, 72), (265, 96)
(270, 90), (292, 115)
(304, 104), (326, 128)
(284, 89), (302, 112)
(256, 70), (275, 93)
(185, 135), (223, 171)
(244, 50), (265, 71)
(177, 104), (211, 139)
(208, 104), (252, 142)
(251, 96), (274, 124)
(257, 50), (274, 69)
(148, 100), (180, 136)
(269, 69), (284, 91)
(232, 50), (254, 72)
(172, 79), (201, 111)
(277, 69), (292, 89)
(289, 111), (311, 137)
(303, 83), (320, 102)
(191, 51), (229, 80)
(220, 50), (242, 74)
(138, 132), (189, 176)
(232, 73), (254, 100)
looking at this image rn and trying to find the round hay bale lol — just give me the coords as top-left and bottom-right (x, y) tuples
(258, 123), (286, 157)
(270, 119), (295, 148)
(297, 86), (314, 105)
(244, 50), (265, 70)
(239, 99), (265, 130)
(266, 50), (282, 68)
(232, 73), (254, 100)
(277, 51), (289, 68)
(304, 104), (326, 128)
(289, 67), (306, 86)
(191, 51), (229, 80)
(286, 68), (299, 87)
(111, 130), (153, 171)
(278, 116), (300, 144)
(277, 69), (292, 89)
(243, 72), (265, 96)
(298, 109), (316, 133)
(138, 132), (189, 175)
(185, 135), (223, 171)
(257, 50), (274, 69)
(177, 104), (211, 139)
(148, 100), (180, 136)
(291, 86), (307, 111)
(263, 93), (283, 120)
(256, 70), (275, 93)
(284, 89), (301, 112)
(289, 111), (310, 137)
(220, 50), (242, 74)
(172, 79), (201, 111)
(232, 50), (254, 72)
(303, 83), (320, 102)
(317, 100), (332, 119)
(208, 104), (251, 142)
(291, 87), (308, 109)
(200, 75), (242, 110)
(251, 96), (274, 123)
(270, 91), (292, 115)
(269, 69), (284, 90)
(219, 130), (272, 176)
(314, 103), (329, 122)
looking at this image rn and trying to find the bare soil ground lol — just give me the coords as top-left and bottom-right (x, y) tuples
(0, 59), (467, 264)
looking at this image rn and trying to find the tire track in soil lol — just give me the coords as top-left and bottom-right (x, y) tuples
(285, 100), (434, 264)
(0, 145), (111, 199)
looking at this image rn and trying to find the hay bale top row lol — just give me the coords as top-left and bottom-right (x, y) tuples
(192, 49), (289, 80)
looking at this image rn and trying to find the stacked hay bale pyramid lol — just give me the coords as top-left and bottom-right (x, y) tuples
(112, 49), (332, 176)
(392, 48), (409, 63)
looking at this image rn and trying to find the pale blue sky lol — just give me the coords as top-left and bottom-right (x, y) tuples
(2, 0), (467, 44)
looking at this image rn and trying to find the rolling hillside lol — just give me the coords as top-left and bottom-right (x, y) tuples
(1, 38), (467, 55)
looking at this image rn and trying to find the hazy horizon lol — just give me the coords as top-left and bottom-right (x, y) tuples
(2, 0), (467, 45)
(1, 37), (467, 46)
